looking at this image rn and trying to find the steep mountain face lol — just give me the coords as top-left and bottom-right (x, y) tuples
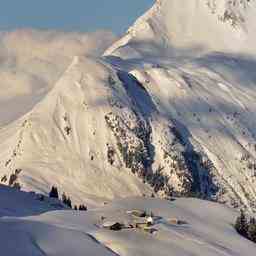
(0, 56), (214, 204)
(1, 0), (256, 212)
(0, 57), (154, 205)
(104, 0), (256, 212)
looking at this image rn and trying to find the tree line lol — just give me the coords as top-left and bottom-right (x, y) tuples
(49, 186), (87, 211)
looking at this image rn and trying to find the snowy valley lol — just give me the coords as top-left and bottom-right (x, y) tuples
(1, 184), (255, 256)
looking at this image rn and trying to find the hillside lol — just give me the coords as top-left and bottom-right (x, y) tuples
(0, 186), (255, 256)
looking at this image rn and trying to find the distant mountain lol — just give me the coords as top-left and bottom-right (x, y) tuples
(105, 0), (256, 58)
(1, 0), (256, 213)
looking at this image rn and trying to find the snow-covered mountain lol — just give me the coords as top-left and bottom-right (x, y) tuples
(0, 57), (153, 205)
(104, 0), (256, 212)
(1, 0), (256, 213)
(105, 0), (256, 58)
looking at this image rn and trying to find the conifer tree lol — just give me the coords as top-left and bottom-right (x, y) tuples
(66, 197), (72, 208)
(248, 217), (256, 242)
(49, 186), (59, 199)
(61, 193), (72, 208)
(79, 204), (87, 211)
(235, 210), (248, 238)
(62, 193), (67, 204)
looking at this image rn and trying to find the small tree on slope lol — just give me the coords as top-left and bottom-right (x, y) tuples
(248, 218), (256, 243)
(49, 186), (59, 199)
(66, 197), (72, 208)
(62, 193), (72, 208)
(235, 210), (248, 238)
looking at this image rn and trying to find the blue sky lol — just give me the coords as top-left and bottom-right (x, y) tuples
(0, 0), (154, 35)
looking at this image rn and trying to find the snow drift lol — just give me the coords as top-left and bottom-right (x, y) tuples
(0, 185), (255, 256)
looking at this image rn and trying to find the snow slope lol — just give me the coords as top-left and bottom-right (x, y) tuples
(0, 185), (116, 256)
(0, 186), (255, 256)
(0, 185), (64, 217)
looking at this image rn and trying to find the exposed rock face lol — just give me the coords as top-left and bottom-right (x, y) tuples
(206, 0), (253, 26)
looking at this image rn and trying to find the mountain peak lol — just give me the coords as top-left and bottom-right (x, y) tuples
(105, 0), (256, 58)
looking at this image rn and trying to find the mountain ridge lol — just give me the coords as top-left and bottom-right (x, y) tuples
(105, 0), (256, 59)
